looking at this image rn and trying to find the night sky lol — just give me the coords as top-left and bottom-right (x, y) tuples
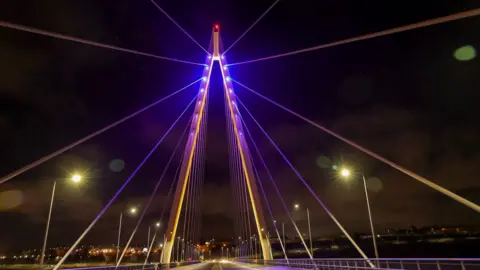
(1, 0), (480, 253)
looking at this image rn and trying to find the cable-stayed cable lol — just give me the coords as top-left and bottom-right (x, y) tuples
(143, 117), (192, 266)
(149, 0), (208, 54)
(144, 161), (182, 266)
(240, 114), (289, 261)
(53, 94), (199, 270)
(227, 8), (480, 66)
(235, 96), (373, 267)
(0, 78), (202, 186)
(226, 96), (249, 256)
(0, 21), (205, 66)
(225, 89), (241, 248)
(233, 79), (480, 214)
(236, 102), (311, 260)
(223, 0), (281, 55)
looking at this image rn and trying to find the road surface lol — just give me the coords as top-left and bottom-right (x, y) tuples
(176, 261), (287, 270)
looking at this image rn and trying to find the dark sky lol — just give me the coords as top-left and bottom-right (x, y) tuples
(1, 0), (480, 253)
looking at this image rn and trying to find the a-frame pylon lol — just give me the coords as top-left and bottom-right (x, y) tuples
(160, 25), (273, 264)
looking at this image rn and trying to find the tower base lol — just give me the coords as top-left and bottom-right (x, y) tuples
(160, 240), (174, 264)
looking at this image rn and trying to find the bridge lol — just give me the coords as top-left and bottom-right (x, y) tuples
(0, 2), (479, 270)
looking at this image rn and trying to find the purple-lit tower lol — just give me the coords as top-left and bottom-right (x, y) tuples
(161, 25), (272, 264)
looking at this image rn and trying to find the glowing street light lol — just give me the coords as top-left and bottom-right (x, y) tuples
(293, 203), (312, 255)
(40, 172), (84, 269)
(116, 206), (139, 264)
(338, 165), (379, 260)
(340, 168), (351, 178)
(156, 222), (161, 228)
(71, 174), (82, 183)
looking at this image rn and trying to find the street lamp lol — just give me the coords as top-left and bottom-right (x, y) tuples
(156, 222), (161, 228)
(294, 203), (313, 256)
(40, 173), (83, 269)
(71, 174), (82, 183)
(116, 206), (140, 264)
(340, 168), (350, 177)
(338, 166), (379, 260)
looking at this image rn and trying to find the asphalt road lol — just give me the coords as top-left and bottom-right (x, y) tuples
(176, 261), (280, 270)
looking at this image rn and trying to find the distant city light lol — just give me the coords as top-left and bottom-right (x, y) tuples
(202, 77), (207, 81)
(294, 204), (300, 209)
(130, 207), (137, 214)
(223, 65), (228, 70)
(156, 222), (161, 227)
(226, 76), (231, 81)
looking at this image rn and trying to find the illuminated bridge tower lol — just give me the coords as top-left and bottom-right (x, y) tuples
(160, 25), (273, 264)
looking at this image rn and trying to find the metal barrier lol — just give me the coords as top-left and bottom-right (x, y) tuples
(239, 258), (480, 270)
(61, 261), (200, 270)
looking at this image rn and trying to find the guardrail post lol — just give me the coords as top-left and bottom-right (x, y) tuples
(460, 261), (466, 270)
(400, 260), (404, 269)
(436, 261), (441, 270)
(416, 260), (421, 270)
(354, 259), (358, 270)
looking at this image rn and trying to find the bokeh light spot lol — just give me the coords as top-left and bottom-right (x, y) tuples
(109, 159), (125, 172)
(367, 177), (383, 192)
(454, 45), (476, 61)
(315, 155), (332, 169)
(0, 190), (23, 210)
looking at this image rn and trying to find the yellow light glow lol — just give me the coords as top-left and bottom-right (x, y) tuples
(340, 168), (351, 178)
(71, 174), (82, 183)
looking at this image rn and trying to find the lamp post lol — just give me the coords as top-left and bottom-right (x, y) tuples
(176, 237), (180, 262)
(147, 226), (151, 249)
(339, 167), (379, 260)
(40, 174), (82, 269)
(294, 204), (313, 256)
(116, 207), (138, 264)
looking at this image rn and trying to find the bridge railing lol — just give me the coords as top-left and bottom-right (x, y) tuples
(239, 258), (480, 270)
(60, 261), (200, 270)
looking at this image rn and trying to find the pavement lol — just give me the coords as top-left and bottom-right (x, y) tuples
(178, 261), (293, 270)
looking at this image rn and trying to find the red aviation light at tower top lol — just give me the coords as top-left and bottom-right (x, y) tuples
(212, 24), (220, 59)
